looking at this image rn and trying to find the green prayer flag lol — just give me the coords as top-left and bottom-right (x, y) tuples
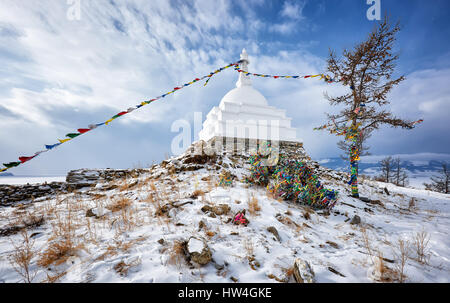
(66, 133), (81, 139)
(3, 162), (21, 168)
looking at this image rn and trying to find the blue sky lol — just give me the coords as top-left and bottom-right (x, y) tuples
(0, 0), (449, 175)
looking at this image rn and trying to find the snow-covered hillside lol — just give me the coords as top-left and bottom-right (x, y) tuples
(0, 147), (449, 283)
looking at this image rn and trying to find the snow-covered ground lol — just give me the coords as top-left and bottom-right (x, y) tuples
(0, 176), (66, 185)
(0, 153), (448, 283)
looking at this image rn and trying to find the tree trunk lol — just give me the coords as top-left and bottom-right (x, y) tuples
(349, 144), (359, 198)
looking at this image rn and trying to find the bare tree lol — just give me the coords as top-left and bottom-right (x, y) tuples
(393, 157), (408, 187)
(379, 156), (395, 183)
(319, 16), (420, 197)
(424, 163), (449, 194)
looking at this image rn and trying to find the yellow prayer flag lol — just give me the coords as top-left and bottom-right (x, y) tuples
(105, 118), (114, 125)
(58, 139), (71, 144)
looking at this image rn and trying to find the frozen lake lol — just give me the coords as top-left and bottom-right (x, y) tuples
(0, 176), (66, 185)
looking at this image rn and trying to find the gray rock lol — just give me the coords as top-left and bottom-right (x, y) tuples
(293, 258), (315, 283)
(187, 237), (212, 266)
(350, 215), (361, 225)
(201, 204), (230, 216)
(267, 226), (281, 242)
(86, 208), (97, 218)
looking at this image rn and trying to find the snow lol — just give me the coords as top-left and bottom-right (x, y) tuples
(0, 154), (449, 283)
(0, 176), (66, 185)
(187, 238), (204, 254)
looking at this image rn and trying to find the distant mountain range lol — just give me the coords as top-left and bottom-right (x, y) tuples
(0, 172), (13, 177)
(316, 153), (450, 188)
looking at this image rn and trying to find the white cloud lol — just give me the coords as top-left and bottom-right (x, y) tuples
(280, 0), (306, 20)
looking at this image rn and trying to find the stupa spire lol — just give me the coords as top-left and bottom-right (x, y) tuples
(236, 48), (252, 88)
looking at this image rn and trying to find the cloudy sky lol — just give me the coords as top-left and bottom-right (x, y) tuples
(0, 0), (449, 175)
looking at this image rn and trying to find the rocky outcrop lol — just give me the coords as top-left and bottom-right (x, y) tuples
(66, 168), (151, 190)
(0, 182), (66, 206)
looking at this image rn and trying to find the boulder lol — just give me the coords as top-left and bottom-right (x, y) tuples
(267, 226), (281, 242)
(201, 204), (230, 216)
(350, 215), (361, 225)
(187, 237), (212, 266)
(293, 258), (315, 283)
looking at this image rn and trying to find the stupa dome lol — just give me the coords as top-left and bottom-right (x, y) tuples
(220, 86), (269, 107)
(198, 49), (301, 143)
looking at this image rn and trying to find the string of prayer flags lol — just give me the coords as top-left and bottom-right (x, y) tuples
(0, 60), (243, 172)
(1, 57), (346, 173)
(233, 66), (335, 84)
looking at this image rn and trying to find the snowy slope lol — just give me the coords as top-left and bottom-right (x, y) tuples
(0, 150), (449, 283)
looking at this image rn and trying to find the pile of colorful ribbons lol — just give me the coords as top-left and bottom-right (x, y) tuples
(219, 170), (233, 187)
(247, 143), (338, 209)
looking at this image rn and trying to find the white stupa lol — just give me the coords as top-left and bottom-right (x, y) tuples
(199, 49), (301, 144)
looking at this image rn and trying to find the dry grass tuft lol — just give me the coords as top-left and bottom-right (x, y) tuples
(113, 258), (141, 277)
(413, 230), (430, 264)
(168, 240), (187, 268)
(8, 230), (37, 283)
(392, 238), (411, 283)
(37, 238), (81, 268)
(107, 197), (132, 212)
(191, 189), (205, 199)
(373, 251), (397, 282)
(408, 197), (416, 210)
(360, 227), (374, 263)
(42, 270), (67, 283)
(248, 195), (261, 216)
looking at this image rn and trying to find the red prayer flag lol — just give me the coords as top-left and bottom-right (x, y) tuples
(19, 156), (35, 163)
(77, 128), (91, 134)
